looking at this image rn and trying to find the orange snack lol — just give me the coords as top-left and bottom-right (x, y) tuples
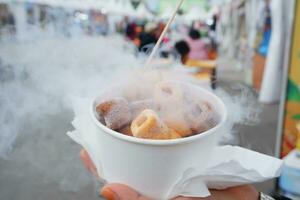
(118, 125), (133, 136)
(162, 110), (193, 137)
(131, 109), (181, 140)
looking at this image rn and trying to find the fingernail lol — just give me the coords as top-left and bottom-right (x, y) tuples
(101, 187), (119, 200)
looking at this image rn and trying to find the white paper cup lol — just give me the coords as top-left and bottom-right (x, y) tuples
(90, 82), (227, 199)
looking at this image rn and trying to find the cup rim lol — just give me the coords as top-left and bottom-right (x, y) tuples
(90, 82), (227, 146)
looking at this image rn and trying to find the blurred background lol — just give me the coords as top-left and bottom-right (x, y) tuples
(0, 0), (300, 199)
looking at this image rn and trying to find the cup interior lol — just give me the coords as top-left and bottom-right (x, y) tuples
(90, 81), (227, 146)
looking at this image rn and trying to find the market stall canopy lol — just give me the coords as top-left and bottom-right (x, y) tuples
(160, 6), (174, 19)
(104, 0), (137, 17)
(54, 0), (98, 10)
(184, 6), (208, 21)
(2, 0), (156, 18)
(120, 0), (136, 16)
(1, 0), (105, 9)
(103, 0), (123, 14)
(2, 0), (213, 21)
(135, 1), (154, 19)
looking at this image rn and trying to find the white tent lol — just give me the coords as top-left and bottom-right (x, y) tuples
(184, 7), (208, 21)
(1, 0), (156, 18)
(104, 0), (123, 14)
(0, 0), (133, 12)
(0, 0), (161, 19)
(52, 0), (103, 10)
(103, 0), (137, 17)
(0, 0), (102, 10)
(160, 6), (174, 19)
(135, 1), (154, 19)
(120, 0), (136, 16)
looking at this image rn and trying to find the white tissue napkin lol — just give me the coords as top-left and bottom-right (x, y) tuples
(67, 97), (283, 199)
(166, 146), (283, 198)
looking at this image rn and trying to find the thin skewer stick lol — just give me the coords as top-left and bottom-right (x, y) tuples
(145, 0), (185, 67)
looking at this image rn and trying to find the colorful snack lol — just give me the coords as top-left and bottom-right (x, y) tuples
(130, 99), (157, 119)
(153, 82), (192, 136)
(131, 109), (181, 140)
(162, 113), (193, 137)
(118, 125), (133, 136)
(185, 101), (217, 134)
(96, 98), (131, 130)
(154, 82), (184, 106)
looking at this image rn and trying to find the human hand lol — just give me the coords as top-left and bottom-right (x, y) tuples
(80, 149), (259, 200)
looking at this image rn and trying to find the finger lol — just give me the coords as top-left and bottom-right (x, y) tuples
(79, 149), (98, 176)
(173, 196), (213, 200)
(177, 185), (258, 200)
(100, 183), (151, 200)
(211, 185), (259, 200)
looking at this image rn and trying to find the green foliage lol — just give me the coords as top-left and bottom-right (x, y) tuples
(287, 79), (300, 101)
(159, 0), (208, 13)
(293, 114), (300, 120)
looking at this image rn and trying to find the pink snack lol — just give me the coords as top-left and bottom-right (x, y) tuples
(130, 99), (157, 119)
(185, 101), (217, 133)
(96, 98), (132, 130)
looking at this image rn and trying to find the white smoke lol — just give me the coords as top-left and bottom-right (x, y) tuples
(0, 35), (261, 194)
(215, 84), (262, 145)
(0, 35), (139, 192)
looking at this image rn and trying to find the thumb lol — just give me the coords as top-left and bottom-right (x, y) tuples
(100, 183), (151, 200)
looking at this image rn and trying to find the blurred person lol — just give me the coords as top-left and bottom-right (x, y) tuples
(94, 13), (109, 35)
(0, 8), (8, 25)
(155, 22), (165, 38)
(186, 29), (208, 60)
(132, 25), (143, 46)
(126, 21), (137, 40)
(138, 23), (157, 53)
(210, 15), (218, 32)
(207, 41), (218, 60)
(7, 11), (16, 35)
(80, 149), (289, 200)
(174, 40), (190, 64)
(39, 7), (47, 29)
(116, 16), (129, 33)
